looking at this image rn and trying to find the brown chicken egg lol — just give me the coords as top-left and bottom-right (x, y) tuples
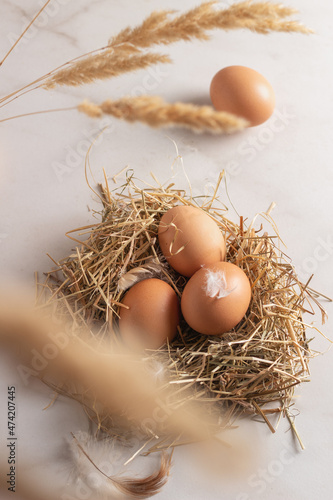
(158, 205), (226, 277)
(118, 278), (180, 350)
(210, 65), (275, 127)
(181, 262), (251, 335)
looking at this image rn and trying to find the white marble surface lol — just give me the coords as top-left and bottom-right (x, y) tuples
(0, 0), (332, 499)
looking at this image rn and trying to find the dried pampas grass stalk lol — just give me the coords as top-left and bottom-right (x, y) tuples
(43, 52), (171, 89)
(0, 1), (311, 131)
(40, 1), (311, 91)
(0, 0), (52, 67)
(0, 294), (217, 443)
(0, 293), (227, 496)
(78, 96), (248, 133)
(110, 0), (311, 49)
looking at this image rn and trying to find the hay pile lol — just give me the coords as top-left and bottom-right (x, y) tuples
(40, 171), (326, 448)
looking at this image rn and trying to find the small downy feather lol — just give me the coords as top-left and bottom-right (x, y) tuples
(67, 431), (172, 498)
(67, 431), (117, 496)
(203, 269), (236, 299)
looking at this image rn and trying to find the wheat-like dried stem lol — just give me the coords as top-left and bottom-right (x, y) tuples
(78, 96), (248, 133)
(43, 51), (170, 89)
(0, 296), (215, 442)
(41, 1), (311, 91)
(0, 0), (53, 67)
(109, 1), (311, 48)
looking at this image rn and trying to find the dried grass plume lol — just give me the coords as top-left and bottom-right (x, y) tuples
(78, 96), (249, 133)
(42, 1), (311, 90)
(110, 1), (311, 48)
(43, 52), (171, 90)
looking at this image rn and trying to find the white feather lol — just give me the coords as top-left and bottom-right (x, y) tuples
(203, 269), (236, 299)
(144, 358), (166, 383)
(66, 431), (162, 499)
(67, 431), (122, 498)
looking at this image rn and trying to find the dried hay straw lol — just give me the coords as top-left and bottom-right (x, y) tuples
(38, 171), (328, 448)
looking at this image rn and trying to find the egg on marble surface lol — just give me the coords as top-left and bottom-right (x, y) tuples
(181, 262), (251, 335)
(210, 65), (275, 127)
(158, 205), (226, 278)
(118, 278), (180, 350)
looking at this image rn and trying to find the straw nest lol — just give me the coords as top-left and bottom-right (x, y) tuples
(41, 171), (326, 444)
